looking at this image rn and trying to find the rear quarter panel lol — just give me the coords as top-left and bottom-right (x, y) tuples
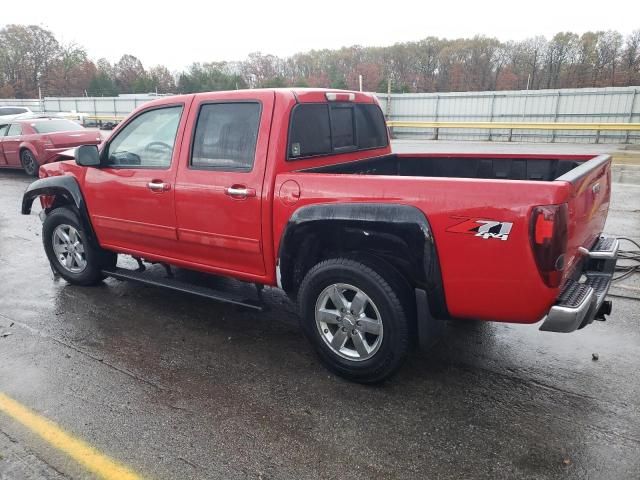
(273, 172), (572, 323)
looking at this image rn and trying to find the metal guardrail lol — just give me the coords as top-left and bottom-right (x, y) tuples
(386, 121), (640, 143)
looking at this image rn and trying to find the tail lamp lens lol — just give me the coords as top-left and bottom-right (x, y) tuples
(530, 204), (568, 288)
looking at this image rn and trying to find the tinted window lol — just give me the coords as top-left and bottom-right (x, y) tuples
(0, 124), (7, 136)
(7, 124), (23, 136)
(106, 106), (182, 168)
(331, 106), (355, 149)
(355, 104), (388, 149)
(288, 103), (388, 159)
(289, 104), (331, 158)
(32, 120), (84, 133)
(191, 103), (261, 171)
(0, 107), (28, 116)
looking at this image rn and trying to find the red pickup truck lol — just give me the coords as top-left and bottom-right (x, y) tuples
(22, 89), (619, 383)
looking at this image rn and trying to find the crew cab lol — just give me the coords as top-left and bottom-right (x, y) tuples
(0, 118), (101, 176)
(22, 89), (618, 383)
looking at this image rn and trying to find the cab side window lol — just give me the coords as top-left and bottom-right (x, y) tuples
(190, 102), (261, 171)
(106, 106), (183, 168)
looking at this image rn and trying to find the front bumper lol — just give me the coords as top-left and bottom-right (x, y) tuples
(540, 235), (618, 333)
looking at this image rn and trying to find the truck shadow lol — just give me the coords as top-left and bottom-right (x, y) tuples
(44, 276), (626, 479)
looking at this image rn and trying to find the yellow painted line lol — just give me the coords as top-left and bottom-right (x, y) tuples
(0, 392), (143, 480)
(387, 121), (640, 131)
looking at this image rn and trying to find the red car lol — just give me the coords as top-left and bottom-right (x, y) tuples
(0, 118), (101, 176)
(22, 89), (618, 383)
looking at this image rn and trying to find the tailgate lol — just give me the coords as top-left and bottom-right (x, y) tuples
(557, 154), (612, 279)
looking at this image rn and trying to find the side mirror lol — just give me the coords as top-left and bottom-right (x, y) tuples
(75, 145), (100, 167)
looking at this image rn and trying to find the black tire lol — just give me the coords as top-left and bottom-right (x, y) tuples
(20, 149), (39, 177)
(42, 207), (116, 286)
(298, 258), (410, 384)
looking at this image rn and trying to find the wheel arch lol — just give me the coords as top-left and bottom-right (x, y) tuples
(277, 203), (447, 318)
(21, 175), (97, 243)
(19, 143), (40, 161)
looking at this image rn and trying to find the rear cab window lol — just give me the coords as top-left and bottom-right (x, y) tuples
(288, 102), (388, 160)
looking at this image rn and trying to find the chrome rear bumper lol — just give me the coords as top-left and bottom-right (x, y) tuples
(540, 235), (618, 333)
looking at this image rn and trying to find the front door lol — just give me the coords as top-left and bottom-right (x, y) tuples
(83, 101), (191, 259)
(174, 91), (275, 280)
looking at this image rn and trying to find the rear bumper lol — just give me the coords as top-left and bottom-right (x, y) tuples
(540, 235), (618, 333)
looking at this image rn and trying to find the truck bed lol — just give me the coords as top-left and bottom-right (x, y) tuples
(275, 152), (611, 324)
(303, 153), (592, 181)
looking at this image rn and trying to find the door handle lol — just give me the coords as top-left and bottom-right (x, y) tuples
(147, 181), (170, 192)
(225, 186), (256, 199)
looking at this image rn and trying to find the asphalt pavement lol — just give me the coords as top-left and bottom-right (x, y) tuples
(0, 145), (639, 479)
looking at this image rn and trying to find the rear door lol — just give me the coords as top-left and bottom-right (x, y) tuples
(2, 123), (23, 165)
(174, 91), (275, 279)
(83, 101), (191, 258)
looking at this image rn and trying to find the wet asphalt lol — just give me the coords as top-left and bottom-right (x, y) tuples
(0, 151), (639, 479)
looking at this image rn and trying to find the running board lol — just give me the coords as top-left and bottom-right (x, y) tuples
(102, 267), (264, 311)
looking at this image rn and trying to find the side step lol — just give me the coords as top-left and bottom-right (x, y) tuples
(580, 235), (619, 260)
(102, 267), (264, 311)
(555, 282), (593, 309)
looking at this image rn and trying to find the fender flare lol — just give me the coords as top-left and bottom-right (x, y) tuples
(277, 202), (447, 318)
(21, 175), (97, 242)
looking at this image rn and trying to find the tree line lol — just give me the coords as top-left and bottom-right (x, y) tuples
(1, 24), (639, 98)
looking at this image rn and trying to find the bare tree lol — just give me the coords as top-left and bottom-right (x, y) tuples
(622, 30), (640, 86)
(597, 31), (624, 86)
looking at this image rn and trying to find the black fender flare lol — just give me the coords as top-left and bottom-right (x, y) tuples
(21, 175), (97, 242)
(277, 202), (447, 318)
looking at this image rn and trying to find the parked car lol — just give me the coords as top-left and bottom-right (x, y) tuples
(22, 89), (618, 383)
(0, 106), (33, 121)
(0, 118), (102, 175)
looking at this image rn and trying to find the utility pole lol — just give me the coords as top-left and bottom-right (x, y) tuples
(358, 75), (363, 92)
(386, 79), (392, 118)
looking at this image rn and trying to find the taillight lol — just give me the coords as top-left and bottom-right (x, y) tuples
(530, 204), (568, 288)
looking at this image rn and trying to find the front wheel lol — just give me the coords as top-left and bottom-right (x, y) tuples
(42, 207), (116, 285)
(298, 258), (410, 383)
(20, 149), (39, 176)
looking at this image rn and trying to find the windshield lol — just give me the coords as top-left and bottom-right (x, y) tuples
(0, 107), (29, 116)
(31, 120), (85, 134)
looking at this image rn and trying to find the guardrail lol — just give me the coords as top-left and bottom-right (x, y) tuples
(386, 121), (640, 143)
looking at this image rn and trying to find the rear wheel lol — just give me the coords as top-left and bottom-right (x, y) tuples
(42, 207), (116, 285)
(298, 258), (410, 383)
(20, 149), (39, 176)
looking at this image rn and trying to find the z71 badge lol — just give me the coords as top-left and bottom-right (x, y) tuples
(446, 217), (513, 241)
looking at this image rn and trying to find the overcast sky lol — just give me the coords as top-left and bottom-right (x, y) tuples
(3, 0), (638, 71)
